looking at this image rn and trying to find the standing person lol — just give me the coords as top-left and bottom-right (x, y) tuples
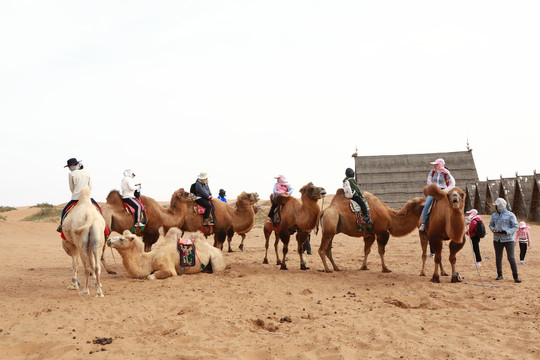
(466, 209), (484, 267)
(489, 198), (520, 283)
(218, 189), (227, 203)
(266, 175), (293, 223)
(194, 172), (214, 225)
(57, 157), (101, 232)
(121, 169), (144, 228)
(418, 158), (456, 232)
(515, 221), (531, 265)
(343, 168), (372, 225)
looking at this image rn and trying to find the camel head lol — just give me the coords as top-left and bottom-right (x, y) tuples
(447, 187), (466, 210)
(170, 188), (197, 209)
(299, 182), (327, 200)
(237, 191), (260, 205)
(106, 230), (140, 250)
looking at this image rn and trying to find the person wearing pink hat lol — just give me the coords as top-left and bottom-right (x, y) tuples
(515, 221), (531, 265)
(466, 209), (484, 267)
(266, 175), (293, 223)
(418, 158), (456, 232)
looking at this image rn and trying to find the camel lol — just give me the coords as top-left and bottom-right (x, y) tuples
(106, 228), (226, 279)
(101, 190), (165, 252)
(165, 189), (234, 251)
(318, 189), (425, 273)
(419, 184), (467, 283)
(61, 186), (106, 297)
(224, 192), (260, 252)
(262, 182), (327, 270)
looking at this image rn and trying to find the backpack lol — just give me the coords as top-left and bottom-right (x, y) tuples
(431, 170), (450, 187)
(475, 220), (486, 238)
(343, 180), (353, 199)
(190, 182), (197, 195)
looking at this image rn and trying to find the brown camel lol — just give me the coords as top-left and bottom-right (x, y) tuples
(419, 184), (467, 283)
(166, 189), (234, 250)
(318, 189), (425, 273)
(224, 192), (260, 252)
(262, 182), (327, 270)
(101, 190), (165, 252)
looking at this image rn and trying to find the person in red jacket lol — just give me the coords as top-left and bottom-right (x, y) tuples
(466, 209), (483, 267)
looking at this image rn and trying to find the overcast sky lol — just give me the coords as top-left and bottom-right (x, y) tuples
(1, 1), (538, 207)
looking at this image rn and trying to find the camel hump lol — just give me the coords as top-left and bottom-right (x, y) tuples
(106, 190), (124, 206)
(79, 186), (92, 202)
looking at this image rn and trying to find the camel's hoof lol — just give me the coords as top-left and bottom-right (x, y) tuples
(280, 265), (288, 270)
(382, 268), (392, 273)
(78, 289), (90, 296)
(239, 245), (244, 251)
(262, 259), (269, 264)
(147, 274), (156, 280)
(430, 276), (440, 283)
(276, 261), (282, 266)
(300, 264), (309, 271)
(441, 272), (449, 277)
(324, 269), (333, 273)
(94, 293), (104, 298)
(451, 272), (462, 283)
(419, 272), (426, 277)
(360, 266), (369, 271)
(228, 249), (233, 253)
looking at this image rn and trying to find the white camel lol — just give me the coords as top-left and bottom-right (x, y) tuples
(62, 186), (106, 297)
(106, 227), (226, 280)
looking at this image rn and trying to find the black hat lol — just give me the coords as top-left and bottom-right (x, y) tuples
(345, 168), (355, 177)
(64, 158), (80, 167)
(219, 189), (226, 196)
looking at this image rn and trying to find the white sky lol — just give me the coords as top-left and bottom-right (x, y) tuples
(1, 1), (538, 207)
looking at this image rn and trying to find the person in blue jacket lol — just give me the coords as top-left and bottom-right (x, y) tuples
(217, 189), (227, 203)
(489, 198), (520, 283)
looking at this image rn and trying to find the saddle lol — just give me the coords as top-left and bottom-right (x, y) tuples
(177, 237), (205, 271)
(193, 204), (216, 227)
(60, 202), (110, 240)
(269, 205), (283, 231)
(348, 199), (372, 232)
(122, 198), (147, 228)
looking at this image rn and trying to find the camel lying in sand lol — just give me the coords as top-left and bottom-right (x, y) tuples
(419, 184), (466, 283)
(318, 189), (425, 273)
(262, 182), (326, 270)
(61, 186), (106, 297)
(225, 192), (260, 252)
(106, 228), (226, 280)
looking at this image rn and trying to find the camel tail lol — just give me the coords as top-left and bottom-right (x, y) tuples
(74, 212), (94, 235)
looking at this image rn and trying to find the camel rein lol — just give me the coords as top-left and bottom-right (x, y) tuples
(464, 229), (499, 288)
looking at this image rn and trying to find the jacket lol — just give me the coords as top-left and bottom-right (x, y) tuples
(68, 169), (92, 201)
(489, 209), (519, 242)
(195, 180), (212, 200)
(343, 177), (364, 198)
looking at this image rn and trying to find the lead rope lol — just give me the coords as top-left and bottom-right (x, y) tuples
(315, 196), (326, 235)
(465, 226), (499, 288)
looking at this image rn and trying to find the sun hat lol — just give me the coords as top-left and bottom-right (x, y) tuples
(519, 221), (530, 229)
(197, 172), (208, 180)
(64, 158), (80, 167)
(466, 209), (478, 221)
(430, 158), (445, 166)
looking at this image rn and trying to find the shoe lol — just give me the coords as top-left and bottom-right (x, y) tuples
(56, 225), (62, 233)
(495, 275), (503, 280)
(429, 253), (434, 258)
(470, 263), (481, 267)
(418, 224), (425, 232)
(518, 260), (525, 265)
(514, 278), (521, 283)
(202, 219), (212, 226)
(523, 261), (527, 265)
(134, 222), (144, 228)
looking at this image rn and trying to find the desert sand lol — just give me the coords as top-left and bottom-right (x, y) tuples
(0, 202), (538, 360)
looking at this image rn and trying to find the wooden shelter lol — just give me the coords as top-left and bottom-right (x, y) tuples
(353, 150), (479, 210)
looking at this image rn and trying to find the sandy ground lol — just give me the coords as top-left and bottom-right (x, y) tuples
(0, 204), (539, 360)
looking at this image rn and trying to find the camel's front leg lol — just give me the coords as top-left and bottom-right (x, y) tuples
(238, 234), (246, 251)
(430, 237), (443, 283)
(279, 231), (290, 270)
(449, 237), (466, 283)
(377, 231), (391, 273)
(296, 231), (309, 270)
(273, 232), (281, 265)
(318, 234), (339, 273)
(262, 227), (271, 264)
(360, 234), (375, 270)
(226, 228), (234, 253)
(63, 240), (80, 290)
(419, 231), (428, 276)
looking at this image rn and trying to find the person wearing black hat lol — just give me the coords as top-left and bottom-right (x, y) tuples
(343, 168), (372, 225)
(217, 189), (227, 203)
(57, 158), (101, 232)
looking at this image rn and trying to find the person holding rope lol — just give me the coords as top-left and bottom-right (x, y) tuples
(489, 198), (520, 283)
(466, 209), (484, 267)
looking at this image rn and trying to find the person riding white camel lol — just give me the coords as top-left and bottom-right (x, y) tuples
(121, 169), (144, 228)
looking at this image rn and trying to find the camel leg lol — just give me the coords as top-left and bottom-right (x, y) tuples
(430, 237), (443, 283)
(149, 269), (174, 280)
(78, 236), (91, 296)
(63, 239), (80, 290)
(143, 232), (160, 253)
(214, 231), (227, 251)
(318, 233), (340, 273)
(377, 231), (391, 273)
(273, 232), (281, 265)
(279, 230), (290, 270)
(90, 232), (104, 297)
(263, 226), (271, 264)
(419, 231), (428, 276)
(449, 236), (466, 283)
(296, 231), (309, 271)
(226, 227), (235, 253)
(238, 234), (246, 251)
(360, 234), (375, 270)
(100, 240), (116, 274)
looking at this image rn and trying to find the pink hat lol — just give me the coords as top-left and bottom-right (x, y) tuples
(519, 221), (530, 229)
(430, 158), (445, 166)
(275, 175), (287, 184)
(466, 209), (478, 221)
